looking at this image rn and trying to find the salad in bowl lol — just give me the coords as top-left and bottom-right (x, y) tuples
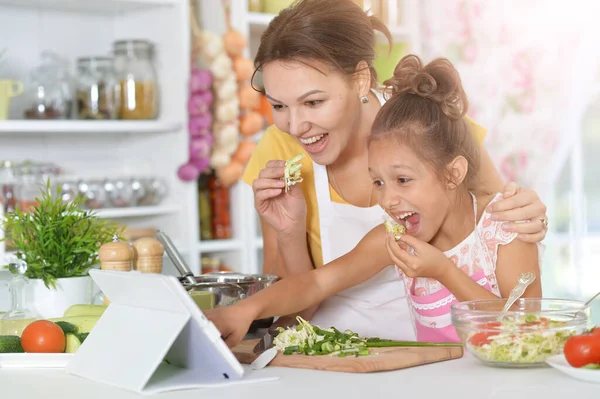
(451, 298), (591, 368)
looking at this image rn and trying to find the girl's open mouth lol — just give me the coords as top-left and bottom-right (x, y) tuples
(394, 211), (420, 235)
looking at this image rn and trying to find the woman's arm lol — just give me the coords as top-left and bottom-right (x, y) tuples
(478, 147), (548, 243)
(241, 225), (391, 321)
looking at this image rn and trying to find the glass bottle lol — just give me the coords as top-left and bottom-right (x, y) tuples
(198, 174), (213, 240)
(0, 258), (39, 336)
(75, 57), (119, 120)
(113, 40), (159, 120)
(208, 173), (231, 239)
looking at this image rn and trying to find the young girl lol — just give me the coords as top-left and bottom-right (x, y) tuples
(205, 55), (542, 347)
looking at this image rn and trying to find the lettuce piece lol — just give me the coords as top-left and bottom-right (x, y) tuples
(384, 219), (406, 240)
(282, 153), (305, 192)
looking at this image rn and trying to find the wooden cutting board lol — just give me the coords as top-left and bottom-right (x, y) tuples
(232, 339), (464, 373)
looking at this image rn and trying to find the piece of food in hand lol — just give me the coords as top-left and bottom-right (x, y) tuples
(384, 219), (406, 240)
(21, 320), (66, 353)
(282, 153), (305, 192)
(0, 335), (25, 353)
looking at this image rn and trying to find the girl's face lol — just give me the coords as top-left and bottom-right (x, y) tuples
(368, 138), (452, 242)
(262, 59), (364, 165)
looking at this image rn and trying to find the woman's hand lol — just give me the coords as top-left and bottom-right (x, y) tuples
(385, 233), (454, 280)
(487, 182), (548, 243)
(252, 160), (307, 236)
(204, 303), (257, 348)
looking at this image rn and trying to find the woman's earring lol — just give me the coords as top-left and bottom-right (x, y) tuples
(360, 95), (369, 104)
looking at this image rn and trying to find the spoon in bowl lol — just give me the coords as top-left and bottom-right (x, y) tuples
(502, 272), (536, 312)
(569, 290), (600, 320)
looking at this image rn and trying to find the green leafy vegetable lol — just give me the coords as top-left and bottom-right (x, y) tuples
(384, 219), (406, 240)
(282, 153), (305, 193)
(273, 316), (460, 358)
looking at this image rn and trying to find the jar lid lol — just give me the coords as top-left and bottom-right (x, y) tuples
(77, 56), (114, 65)
(113, 39), (155, 55)
(132, 237), (164, 257)
(99, 241), (134, 262)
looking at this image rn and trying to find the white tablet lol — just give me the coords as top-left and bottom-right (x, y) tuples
(67, 269), (245, 394)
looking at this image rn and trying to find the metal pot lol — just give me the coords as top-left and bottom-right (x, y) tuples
(155, 230), (279, 331)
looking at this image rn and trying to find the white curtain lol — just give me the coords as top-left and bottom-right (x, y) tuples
(418, 0), (600, 199)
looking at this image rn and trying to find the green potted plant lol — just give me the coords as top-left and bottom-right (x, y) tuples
(1, 180), (123, 318)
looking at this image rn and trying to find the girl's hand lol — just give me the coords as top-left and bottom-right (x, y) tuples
(252, 160), (307, 236)
(385, 233), (454, 280)
(204, 303), (257, 348)
(487, 182), (548, 243)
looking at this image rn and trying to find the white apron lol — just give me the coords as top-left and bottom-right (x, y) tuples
(308, 162), (416, 340)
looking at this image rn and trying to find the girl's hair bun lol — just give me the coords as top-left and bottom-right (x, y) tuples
(383, 55), (468, 120)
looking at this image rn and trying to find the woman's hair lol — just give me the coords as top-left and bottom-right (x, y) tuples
(253, 0), (392, 89)
(369, 55), (481, 191)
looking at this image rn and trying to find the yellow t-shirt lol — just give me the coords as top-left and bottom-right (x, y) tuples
(242, 116), (487, 269)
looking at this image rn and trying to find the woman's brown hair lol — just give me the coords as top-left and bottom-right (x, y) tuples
(369, 55), (481, 190)
(253, 0), (392, 89)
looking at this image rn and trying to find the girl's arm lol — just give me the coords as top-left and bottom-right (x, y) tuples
(494, 239), (542, 297)
(239, 225), (391, 321)
(440, 238), (541, 302)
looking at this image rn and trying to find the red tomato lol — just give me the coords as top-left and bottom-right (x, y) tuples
(564, 334), (600, 368)
(469, 332), (498, 347)
(21, 320), (66, 353)
(590, 327), (600, 336)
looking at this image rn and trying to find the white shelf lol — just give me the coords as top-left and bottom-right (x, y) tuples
(197, 239), (244, 253)
(0, 120), (181, 135)
(247, 12), (275, 28)
(0, 0), (176, 13)
(94, 205), (180, 219)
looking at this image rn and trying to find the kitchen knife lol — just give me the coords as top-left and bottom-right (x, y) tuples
(252, 326), (279, 354)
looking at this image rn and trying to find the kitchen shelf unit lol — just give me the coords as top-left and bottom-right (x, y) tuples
(0, 120), (182, 135)
(0, 0), (256, 291)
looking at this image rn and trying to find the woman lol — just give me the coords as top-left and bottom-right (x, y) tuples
(241, 0), (547, 338)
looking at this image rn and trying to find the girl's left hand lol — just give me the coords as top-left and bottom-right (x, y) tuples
(385, 233), (454, 279)
(487, 182), (548, 243)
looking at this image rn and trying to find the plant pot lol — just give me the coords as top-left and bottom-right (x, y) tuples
(27, 276), (93, 318)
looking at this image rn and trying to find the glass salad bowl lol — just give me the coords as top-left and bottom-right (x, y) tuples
(451, 298), (591, 368)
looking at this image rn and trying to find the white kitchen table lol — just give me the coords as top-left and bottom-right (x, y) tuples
(0, 352), (597, 399)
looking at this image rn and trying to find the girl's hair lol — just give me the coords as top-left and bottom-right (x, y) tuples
(369, 55), (481, 191)
(253, 0), (392, 89)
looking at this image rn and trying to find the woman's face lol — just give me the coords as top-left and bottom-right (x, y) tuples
(262, 59), (363, 165)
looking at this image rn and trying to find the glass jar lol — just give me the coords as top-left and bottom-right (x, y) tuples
(11, 162), (59, 212)
(76, 57), (119, 120)
(23, 51), (72, 120)
(113, 40), (158, 120)
(11, 163), (44, 212)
